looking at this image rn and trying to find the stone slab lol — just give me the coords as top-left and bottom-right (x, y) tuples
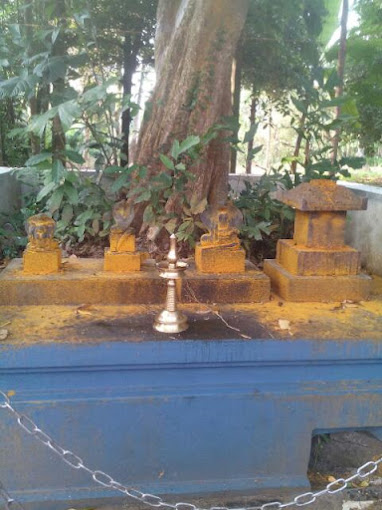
(264, 259), (371, 302)
(104, 249), (141, 272)
(23, 248), (62, 275)
(195, 244), (246, 273)
(277, 239), (360, 276)
(0, 258), (270, 306)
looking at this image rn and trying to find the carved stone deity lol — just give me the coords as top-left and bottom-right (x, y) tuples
(195, 202), (246, 273)
(23, 214), (61, 274)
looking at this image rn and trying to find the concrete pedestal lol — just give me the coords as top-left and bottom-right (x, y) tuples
(264, 259), (371, 302)
(0, 258), (270, 305)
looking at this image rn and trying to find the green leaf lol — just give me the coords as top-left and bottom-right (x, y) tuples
(165, 218), (177, 233)
(159, 154), (175, 170)
(111, 173), (129, 193)
(324, 70), (340, 92)
(143, 205), (155, 224)
(171, 140), (181, 160)
(291, 97), (307, 114)
(61, 204), (74, 224)
(36, 181), (56, 202)
(29, 108), (58, 137)
(134, 189), (151, 203)
(25, 152), (52, 166)
(138, 166), (148, 179)
(243, 123), (258, 144)
(64, 150), (85, 164)
(178, 135), (200, 154)
(64, 182), (79, 205)
(339, 157), (365, 170)
(75, 209), (93, 225)
(48, 187), (64, 213)
(34, 56), (67, 82)
(248, 145), (263, 160)
(0, 75), (38, 99)
(158, 172), (173, 187)
(52, 27), (60, 45)
(57, 100), (81, 130)
(52, 160), (65, 183)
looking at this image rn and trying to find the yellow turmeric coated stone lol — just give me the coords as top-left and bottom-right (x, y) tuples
(23, 214), (61, 274)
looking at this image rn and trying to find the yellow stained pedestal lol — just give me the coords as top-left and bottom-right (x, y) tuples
(22, 213), (62, 274)
(104, 227), (148, 272)
(264, 259), (371, 302)
(104, 249), (142, 272)
(264, 180), (371, 302)
(23, 248), (61, 275)
(0, 258), (270, 305)
(195, 244), (245, 274)
(109, 230), (135, 252)
(276, 239), (360, 276)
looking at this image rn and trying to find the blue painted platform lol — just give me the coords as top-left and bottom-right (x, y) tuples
(1, 337), (382, 509)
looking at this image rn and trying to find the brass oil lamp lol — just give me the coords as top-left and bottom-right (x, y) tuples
(154, 234), (188, 333)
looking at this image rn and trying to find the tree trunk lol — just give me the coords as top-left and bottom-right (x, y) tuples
(134, 0), (249, 212)
(132, 64), (147, 135)
(291, 112), (306, 174)
(52, 0), (66, 164)
(121, 32), (142, 166)
(230, 46), (242, 174)
(24, 0), (40, 155)
(265, 108), (272, 171)
(245, 88), (257, 175)
(332, 0), (349, 164)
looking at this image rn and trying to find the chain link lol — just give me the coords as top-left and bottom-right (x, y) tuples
(1, 390), (382, 510)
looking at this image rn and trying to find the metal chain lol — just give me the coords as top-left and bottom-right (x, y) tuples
(1, 390), (382, 510)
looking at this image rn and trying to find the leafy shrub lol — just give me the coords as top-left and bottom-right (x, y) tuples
(234, 170), (296, 262)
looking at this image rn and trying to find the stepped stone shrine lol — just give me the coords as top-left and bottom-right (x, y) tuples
(264, 179), (372, 301)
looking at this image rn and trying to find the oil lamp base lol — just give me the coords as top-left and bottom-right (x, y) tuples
(153, 309), (189, 334)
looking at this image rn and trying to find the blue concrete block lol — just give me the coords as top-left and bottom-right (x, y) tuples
(1, 339), (382, 509)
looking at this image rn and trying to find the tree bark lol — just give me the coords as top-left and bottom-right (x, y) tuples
(291, 112), (306, 174)
(134, 0), (249, 211)
(121, 32), (142, 166)
(332, 0), (349, 164)
(24, 0), (40, 155)
(245, 89), (257, 175)
(230, 47), (243, 174)
(52, 0), (67, 164)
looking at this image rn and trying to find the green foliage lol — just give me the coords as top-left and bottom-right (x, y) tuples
(0, 192), (40, 259)
(337, 0), (382, 155)
(17, 159), (113, 248)
(125, 135), (208, 247)
(241, 0), (326, 96)
(282, 66), (365, 178)
(234, 171), (296, 261)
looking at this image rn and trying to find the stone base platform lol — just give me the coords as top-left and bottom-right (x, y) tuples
(0, 258), (270, 306)
(264, 259), (372, 302)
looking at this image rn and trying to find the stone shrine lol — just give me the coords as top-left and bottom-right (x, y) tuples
(23, 213), (61, 274)
(264, 179), (372, 301)
(104, 200), (145, 272)
(195, 202), (246, 273)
